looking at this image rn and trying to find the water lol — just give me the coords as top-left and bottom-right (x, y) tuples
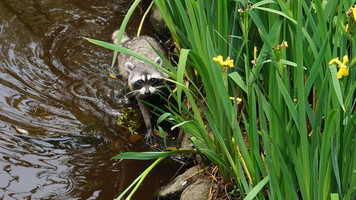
(0, 0), (183, 199)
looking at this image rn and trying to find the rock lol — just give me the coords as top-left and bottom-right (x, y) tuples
(180, 177), (211, 200)
(150, 6), (169, 36)
(181, 133), (194, 150)
(158, 166), (200, 200)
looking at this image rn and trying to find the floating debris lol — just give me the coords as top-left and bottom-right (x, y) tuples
(15, 126), (29, 135)
(109, 72), (117, 79)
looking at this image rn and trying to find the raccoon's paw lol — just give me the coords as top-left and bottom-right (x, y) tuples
(144, 129), (156, 143)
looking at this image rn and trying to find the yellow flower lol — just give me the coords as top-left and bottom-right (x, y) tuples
(329, 57), (340, 65)
(229, 97), (242, 104)
(225, 57), (234, 68)
(212, 55), (234, 68)
(283, 41), (288, 48)
(347, 5), (356, 21)
(251, 46), (258, 66)
(253, 46), (258, 60)
(337, 66), (349, 79)
(329, 55), (350, 79)
(275, 41), (288, 50)
(342, 55), (349, 63)
(212, 55), (224, 65)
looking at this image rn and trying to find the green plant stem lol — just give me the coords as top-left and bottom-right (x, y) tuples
(125, 157), (165, 200)
(137, 1), (154, 36)
(111, 0), (142, 68)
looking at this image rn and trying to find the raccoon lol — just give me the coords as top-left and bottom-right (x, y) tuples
(112, 30), (168, 141)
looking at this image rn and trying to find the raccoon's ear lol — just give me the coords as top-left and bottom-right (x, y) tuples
(125, 62), (135, 72)
(154, 57), (162, 66)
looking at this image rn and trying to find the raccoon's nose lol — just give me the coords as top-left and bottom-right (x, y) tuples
(144, 90), (151, 95)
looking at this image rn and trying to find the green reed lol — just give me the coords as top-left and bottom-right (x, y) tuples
(87, 0), (356, 199)
(153, 0), (356, 199)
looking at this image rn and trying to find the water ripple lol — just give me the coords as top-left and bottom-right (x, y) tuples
(0, 0), (179, 199)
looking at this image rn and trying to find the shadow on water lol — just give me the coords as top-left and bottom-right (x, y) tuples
(0, 0), (185, 199)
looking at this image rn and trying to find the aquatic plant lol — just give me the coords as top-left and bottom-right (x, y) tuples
(87, 0), (356, 199)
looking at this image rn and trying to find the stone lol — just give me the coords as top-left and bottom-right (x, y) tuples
(150, 6), (168, 36)
(180, 177), (211, 200)
(181, 133), (194, 150)
(158, 166), (200, 200)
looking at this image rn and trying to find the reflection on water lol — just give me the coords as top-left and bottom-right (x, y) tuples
(0, 0), (182, 199)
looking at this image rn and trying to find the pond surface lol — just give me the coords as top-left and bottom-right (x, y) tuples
(0, 0), (183, 199)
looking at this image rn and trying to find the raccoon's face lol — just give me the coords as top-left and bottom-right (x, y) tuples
(130, 72), (164, 95)
(125, 57), (167, 98)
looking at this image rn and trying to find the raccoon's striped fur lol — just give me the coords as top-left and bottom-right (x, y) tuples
(112, 30), (168, 141)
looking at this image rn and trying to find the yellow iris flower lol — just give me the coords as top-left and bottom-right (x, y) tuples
(283, 41), (288, 48)
(229, 97), (242, 104)
(253, 46), (258, 60)
(337, 66), (349, 78)
(212, 55), (224, 66)
(329, 55), (349, 79)
(212, 55), (234, 68)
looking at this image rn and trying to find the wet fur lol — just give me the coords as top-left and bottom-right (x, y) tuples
(112, 30), (168, 141)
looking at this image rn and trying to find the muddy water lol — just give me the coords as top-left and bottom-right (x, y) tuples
(0, 0), (183, 199)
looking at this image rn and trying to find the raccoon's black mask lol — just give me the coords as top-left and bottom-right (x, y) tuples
(125, 57), (168, 99)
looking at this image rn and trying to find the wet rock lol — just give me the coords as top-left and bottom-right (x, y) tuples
(181, 133), (194, 150)
(180, 177), (211, 200)
(150, 6), (168, 36)
(179, 133), (203, 163)
(158, 166), (200, 200)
